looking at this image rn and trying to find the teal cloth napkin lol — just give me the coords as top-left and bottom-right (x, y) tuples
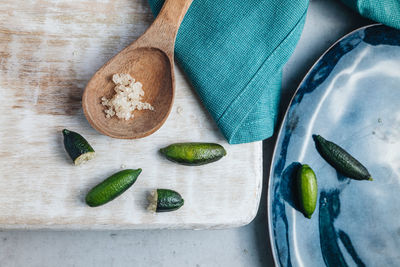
(341, 0), (400, 29)
(148, 0), (308, 144)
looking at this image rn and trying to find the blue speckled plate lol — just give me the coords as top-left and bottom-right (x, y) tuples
(268, 24), (400, 267)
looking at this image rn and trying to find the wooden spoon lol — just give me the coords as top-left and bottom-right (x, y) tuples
(82, 0), (193, 139)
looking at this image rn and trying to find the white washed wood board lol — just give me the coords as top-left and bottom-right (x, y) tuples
(0, 0), (263, 229)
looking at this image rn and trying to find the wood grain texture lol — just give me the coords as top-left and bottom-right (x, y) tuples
(0, 0), (262, 229)
(82, 0), (193, 139)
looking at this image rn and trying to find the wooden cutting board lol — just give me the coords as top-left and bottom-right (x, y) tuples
(0, 0), (262, 229)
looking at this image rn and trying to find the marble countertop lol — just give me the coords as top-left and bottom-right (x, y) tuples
(0, 0), (372, 266)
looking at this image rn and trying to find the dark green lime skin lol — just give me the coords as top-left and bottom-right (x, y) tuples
(160, 143), (227, 166)
(85, 169), (142, 207)
(313, 135), (372, 181)
(62, 129), (94, 162)
(156, 189), (184, 212)
(297, 164), (318, 219)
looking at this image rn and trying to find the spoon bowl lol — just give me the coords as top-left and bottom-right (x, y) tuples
(83, 48), (173, 139)
(82, 0), (192, 139)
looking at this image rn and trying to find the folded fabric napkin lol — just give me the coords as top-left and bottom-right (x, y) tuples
(341, 0), (400, 29)
(148, 0), (309, 144)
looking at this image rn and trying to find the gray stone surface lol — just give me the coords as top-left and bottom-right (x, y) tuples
(0, 1), (371, 266)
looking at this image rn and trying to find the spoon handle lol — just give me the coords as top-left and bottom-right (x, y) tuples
(138, 0), (193, 54)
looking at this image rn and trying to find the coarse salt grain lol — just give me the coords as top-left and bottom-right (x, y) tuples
(101, 74), (154, 120)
